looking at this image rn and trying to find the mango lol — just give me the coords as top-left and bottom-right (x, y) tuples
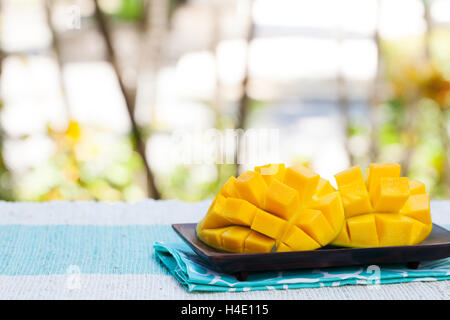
(197, 164), (345, 253)
(198, 227), (230, 249)
(254, 163), (286, 185)
(221, 226), (252, 253)
(220, 176), (240, 198)
(234, 171), (268, 207)
(331, 163), (432, 248)
(196, 194), (230, 230)
(281, 225), (321, 251)
(251, 208), (287, 239)
(314, 178), (336, 198)
(197, 162), (432, 252)
(334, 166), (372, 218)
(366, 162), (401, 203)
(222, 198), (257, 226)
(371, 177), (409, 212)
(244, 231), (276, 253)
(408, 179), (426, 195)
(264, 179), (300, 220)
(294, 209), (335, 246)
(400, 194), (432, 224)
(284, 165), (320, 206)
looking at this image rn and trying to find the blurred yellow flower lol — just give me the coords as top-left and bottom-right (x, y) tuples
(65, 121), (82, 142)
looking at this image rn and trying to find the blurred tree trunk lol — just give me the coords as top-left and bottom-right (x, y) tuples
(45, 0), (71, 116)
(236, 0), (254, 175)
(143, 0), (168, 130)
(94, 0), (160, 199)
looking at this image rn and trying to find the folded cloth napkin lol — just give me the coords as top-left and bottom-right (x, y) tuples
(153, 225), (450, 293)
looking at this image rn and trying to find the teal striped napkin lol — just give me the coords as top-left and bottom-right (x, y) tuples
(153, 225), (450, 292)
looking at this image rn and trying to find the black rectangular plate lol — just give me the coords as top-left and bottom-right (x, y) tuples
(172, 223), (450, 275)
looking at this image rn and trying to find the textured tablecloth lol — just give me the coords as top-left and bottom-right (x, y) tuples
(0, 199), (449, 299)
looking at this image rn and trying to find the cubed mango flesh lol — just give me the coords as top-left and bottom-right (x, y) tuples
(331, 163), (432, 248)
(400, 194), (432, 224)
(251, 208), (287, 240)
(371, 177), (410, 212)
(264, 179), (299, 220)
(234, 171), (268, 207)
(283, 165), (320, 206)
(219, 176), (240, 198)
(221, 226), (252, 253)
(254, 163), (286, 185)
(367, 163), (401, 203)
(346, 214), (379, 247)
(408, 179), (426, 195)
(197, 163), (432, 252)
(281, 225), (321, 251)
(294, 209), (335, 246)
(334, 166), (373, 218)
(314, 177), (336, 198)
(197, 165), (345, 252)
(198, 227), (230, 249)
(309, 192), (345, 233)
(338, 180), (373, 218)
(197, 194), (230, 230)
(375, 214), (420, 246)
(222, 198), (257, 226)
(244, 231), (276, 253)
(335, 166), (366, 188)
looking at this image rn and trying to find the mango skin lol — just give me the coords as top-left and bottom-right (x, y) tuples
(197, 165), (345, 253)
(331, 163), (432, 248)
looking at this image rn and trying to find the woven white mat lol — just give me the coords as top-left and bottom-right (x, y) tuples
(0, 199), (448, 300)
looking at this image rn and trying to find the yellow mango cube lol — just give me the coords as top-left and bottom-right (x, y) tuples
(309, 192), (345, 232)
(250, 208), (287, 240)
(314, 178), (336, 198)
(334, 165), (366, 188)
(281, 225), (321, 251)
(283, 165), (320, 206)
(367, 163), (401, 202)
(339, 180), (373, 218)
(264, 179), (300, 220)
(254, 164), (286, 185)
(219, 176), (240, 198)
(222, 198), (257, 226)
(221, 226), (252, 253)
(400, 194), (431, 224)
(332, 224), (351, 247)
(375, 213), (416, 246)
(244, 231), (276, 253)
(347, 214), (379, 247)
(235, 171), (268, 207)
(410, 222), (432, 245)
(198, 227), (230, 249)
(409, 179), (426, 195)
(293, 209), (334, 246)
(372, 177), (410, 212)
(198, 195), (230, 230)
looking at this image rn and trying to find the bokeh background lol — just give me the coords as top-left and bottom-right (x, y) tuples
(0, 0), (449, 202)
